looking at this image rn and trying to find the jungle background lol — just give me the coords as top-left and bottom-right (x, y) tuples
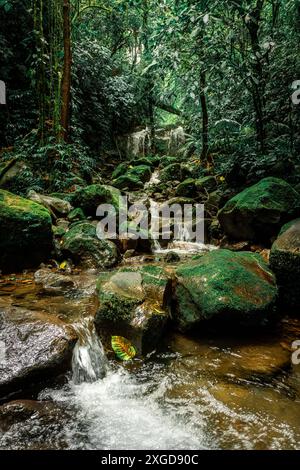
(0, 0), (300, 196)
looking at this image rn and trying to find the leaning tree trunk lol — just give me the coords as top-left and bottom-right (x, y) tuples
(60, 0), (71, 142)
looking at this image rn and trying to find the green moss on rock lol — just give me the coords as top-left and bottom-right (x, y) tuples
(174, 249), (277, 331)
(160, 163), (182, 182)
(0, 189), (53, 272)
(218, 177), (300, 241)
(270, 218), (300, 310)
(95, 265), (171, 354)
(70, 184), (123, 216)
(62, 222), (118, 269)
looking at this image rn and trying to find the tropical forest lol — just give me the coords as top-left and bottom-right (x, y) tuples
(0, 0), (300, 452)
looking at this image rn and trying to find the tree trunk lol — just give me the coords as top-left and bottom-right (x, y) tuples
(200, 71), (209, 163)
(60, 0), (71, 142)
(143, 0), (155, 152)
(245, 0), (266, 152)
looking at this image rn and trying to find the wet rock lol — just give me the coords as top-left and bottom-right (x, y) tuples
(61, 222), (118, 269)
(0, 400), (71, 449)
(34, 268), (76, 295)
(0, 158), (26, 189)
(0, 189), (53, 272)
(70, 184), (123, 217)
(174, 249), (278, 332)
(95, 265), (172, 354)
(27, 190), (72, 217)
(218, 177), (300, 241)
(270, 218), (300, 310)
(165, 251), (181, 263)
(0, 307), (77, 398)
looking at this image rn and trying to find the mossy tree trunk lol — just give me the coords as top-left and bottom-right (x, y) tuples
(60, 0), (72, 142)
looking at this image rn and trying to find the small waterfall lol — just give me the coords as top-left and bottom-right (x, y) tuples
(149, 198), (217, 255)
(127, 127), (151, 157)
(168, 126), (186, 154)
(72, 317), (108, 384)
(144, 170), (161, 189)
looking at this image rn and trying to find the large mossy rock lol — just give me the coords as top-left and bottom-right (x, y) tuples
(174, 249), (277, 332)
(269, 219), (300, 310)
(0, 307), (77, 399)
(95, 265), (172, 354)
(0, 189), (53, 272)
(70, 184), (123, 216)
(113, 165), (152, 191)
(176, 176), (217, 198)
(160, 163), (182, 183)
(218, 177), (300, 241)
(113, 174), (144, 191)
(112, 162), (129, 180)
(61, 222), (118, 269)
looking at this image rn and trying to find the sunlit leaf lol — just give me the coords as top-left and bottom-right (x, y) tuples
(111, 336), (136, 361)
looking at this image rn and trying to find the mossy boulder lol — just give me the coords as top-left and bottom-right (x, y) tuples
(175, 176), (217, 198)
(196, 176), (217, 193)
(131, 157), (158, 169)
(269, 219), (300, 310)
(113, 174), (144, 191)
(70, 184), (123, 217)
(67, 207), (85, 222)
(112, 162), (128, 180)
(160, 163), (182, 183)
(129, 165), (152, 182)
(61, 222), (118, 269)
(113, 165), (152, 190)
(218, 177), (300, 241)
(95, 265), (171, 354)
(0, 189), (53, 272)
(175, 178), (197, 197)
(174, 249), (277, 332)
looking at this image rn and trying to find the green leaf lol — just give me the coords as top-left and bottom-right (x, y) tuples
(111, 336), (136, 361)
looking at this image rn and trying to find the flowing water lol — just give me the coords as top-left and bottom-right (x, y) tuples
(0, 265), (300, 450)
(148, 198), (216, 255)
(72, 316), (108, 384)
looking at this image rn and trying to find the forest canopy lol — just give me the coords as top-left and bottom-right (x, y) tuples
(0, 0), (300, 194)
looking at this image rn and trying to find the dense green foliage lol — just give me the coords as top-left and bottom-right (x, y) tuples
(0, 0), (300, 191)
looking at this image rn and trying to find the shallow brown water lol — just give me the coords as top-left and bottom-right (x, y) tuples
(0, 269), (299, 450)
